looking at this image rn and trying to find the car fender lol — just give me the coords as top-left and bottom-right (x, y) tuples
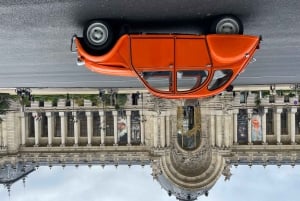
(206, 34), (260, 67)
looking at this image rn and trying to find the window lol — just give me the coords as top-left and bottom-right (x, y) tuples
(67, 112), (74, 137)
(141, 71), (172, 92)
(177, 106), (201, 150)
(177, 70), (208, 91)
(54, 112), (61, 137)
(237, 109), (248, 143)
(208, 70), (233, 91)
(93, 112), (101, 137)
(78, 113), (87, 137)
(296, 108), (300, 135)
(266, 108), (274, 135)
(105, 111), (114, 137)
(131, 111), (141, 144)
(41, 114), (48, 137)
(281, 108), (288, 135)
(28, 113), (35, 138)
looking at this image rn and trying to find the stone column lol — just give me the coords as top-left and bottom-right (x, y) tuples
(290, 107), (297, 144)
(215, 111), (223, 147)
(210, 112), (216, 147)
(20, 112), (27, 146)
(160, 112), (166, 148)
(126, 111), (131, 145)
(112, 111), (118, 145)
(32, 112), (40, 146)
(262, 108), (268, 144)
(233, 109), (238, 144)
(99, 111), (105, 145)
(46, 112), (54, 146)
(247, 109), (252, 145)
(86, 112), (93, 146)
(59, 112), (66, 146)
(0, 117), (7, 148)
(224, 114), (231, 147)
(73, 112), (79, 146)
(165, 112), (170, 147)
(153, 112), (158, 148)
(288, 109), (291, 135)
(275, 107), (282, 144)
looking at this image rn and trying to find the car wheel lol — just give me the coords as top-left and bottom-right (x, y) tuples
(83, 20), (113, 52)
(210, 15), (243, 34)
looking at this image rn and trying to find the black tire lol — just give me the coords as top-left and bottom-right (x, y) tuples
(83, 20), (114, 52)
(210, 15), (243, 34)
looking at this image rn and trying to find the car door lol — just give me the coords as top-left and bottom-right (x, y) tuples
(174, 36), (212, 93)
(130, 35), (174, 93)
(130, 35), (174, 71)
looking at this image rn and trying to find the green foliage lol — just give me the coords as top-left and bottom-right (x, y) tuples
(116, 94), (127, 107)
(11, 93), (127, 108)
(72, 94), (100, 106)
(288, 92), (296, 97)
(100, 94), (127, 107)
(0, 94), (11, 122)
(0, 94), (10, 114)
(255, 94), (261, 106)
(262, 91), (270, 97)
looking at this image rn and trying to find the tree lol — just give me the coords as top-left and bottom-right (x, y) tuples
(0, 93), (10, 122)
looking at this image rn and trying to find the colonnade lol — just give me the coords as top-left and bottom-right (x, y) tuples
(20, 110), (145, 147)
(210, 106), (299, 147)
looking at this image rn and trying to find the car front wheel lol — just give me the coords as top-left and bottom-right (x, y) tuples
(210, 15), (243, 34)
(83, 20), (114, 52)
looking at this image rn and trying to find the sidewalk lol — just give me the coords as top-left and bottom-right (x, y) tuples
(0, 87), (148, 95)
(0, 84), (299, 95)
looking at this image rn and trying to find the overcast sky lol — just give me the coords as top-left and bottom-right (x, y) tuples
(1, 165), (300, 201)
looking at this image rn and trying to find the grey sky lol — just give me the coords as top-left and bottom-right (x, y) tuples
(1, 165), (299, 201)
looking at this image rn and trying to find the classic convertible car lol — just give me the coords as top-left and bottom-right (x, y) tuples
(72, 15), (261, 99)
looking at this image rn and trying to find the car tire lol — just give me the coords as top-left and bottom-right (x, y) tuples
(210, 15), (243, 34)
(83, 20), (114, 52)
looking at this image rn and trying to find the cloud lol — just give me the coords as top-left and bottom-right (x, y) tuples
(1, 165), (300, 201)
(202, 165), (300, 201)
(0, 165), (174, 201)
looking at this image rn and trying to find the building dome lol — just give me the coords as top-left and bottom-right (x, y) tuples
(152, 142), (225, 201)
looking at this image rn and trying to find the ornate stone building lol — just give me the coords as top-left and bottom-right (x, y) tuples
(1, 87), (300, 200)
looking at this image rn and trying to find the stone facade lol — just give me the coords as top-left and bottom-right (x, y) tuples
(1, 89), (300, 201)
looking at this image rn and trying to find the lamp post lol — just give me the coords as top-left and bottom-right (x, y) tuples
(99, 89), (106, 134)
(15, 88), (32, 112)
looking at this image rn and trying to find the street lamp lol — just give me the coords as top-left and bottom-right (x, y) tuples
(15, 88), (32, 112)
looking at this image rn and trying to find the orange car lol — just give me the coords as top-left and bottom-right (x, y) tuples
(72, 15), (261, 99)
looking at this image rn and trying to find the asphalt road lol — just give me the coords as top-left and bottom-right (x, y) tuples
(0, 0), (300, 88)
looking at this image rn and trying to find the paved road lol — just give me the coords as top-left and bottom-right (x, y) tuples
(0, 0), (300, 88)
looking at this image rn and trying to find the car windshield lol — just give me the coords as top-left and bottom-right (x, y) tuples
(141, 71), (172, 92)
(177, 70), (208, 92)
(208, 70), (233, 91)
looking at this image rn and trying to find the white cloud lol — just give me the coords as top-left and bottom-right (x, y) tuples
(1, 165), (300, 201)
